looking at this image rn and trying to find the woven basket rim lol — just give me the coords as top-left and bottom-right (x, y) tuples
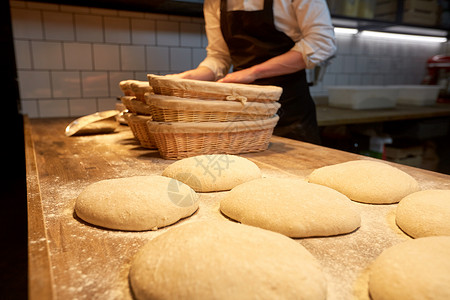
(147, 115), (279, 133)
(130, 81), (152, 94)
(119, 79), (139, 89)
(147, 74), (282, 101)
(130, 98), (152, 115)
(145, 93), (281, 114)
(120, 96), (136, 112)
(119, 80), (141, 94)
(121, 95), (136, 102)
(124, 112), (152, 121)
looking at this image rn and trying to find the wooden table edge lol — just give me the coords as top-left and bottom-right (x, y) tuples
(25, 115), (56, 300)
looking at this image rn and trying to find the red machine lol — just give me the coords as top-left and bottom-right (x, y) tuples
(423, 55), (450, 103)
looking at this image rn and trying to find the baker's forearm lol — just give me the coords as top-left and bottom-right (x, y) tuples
(168, 66), (216, 81)
(251, 50), (306, 79)
(219, 50), (306, 83)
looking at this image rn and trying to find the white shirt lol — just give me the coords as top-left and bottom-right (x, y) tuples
(198, 0), (337, 80)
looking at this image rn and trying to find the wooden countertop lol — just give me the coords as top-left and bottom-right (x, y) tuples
(316, 103), (450, 126)
(25, 117), (450, 300)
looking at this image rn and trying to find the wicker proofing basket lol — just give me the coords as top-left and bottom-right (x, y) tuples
(145, 93), (281, 122)
(121, 96), (136, 113)
(119, 80), (143, 96)
(148, 74), (283, 103)
(147, 115), (279, 159)
(130, 81), (153, 101)
(123, 113), (157, 149)
(130, 98), (152, 116)
(119, 80), (137, 96)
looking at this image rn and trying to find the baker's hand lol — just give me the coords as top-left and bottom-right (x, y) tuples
(166, 66), (215, 81)
(218, 68), (257, 84)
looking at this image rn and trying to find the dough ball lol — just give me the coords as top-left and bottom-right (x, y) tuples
(369, 236), (450, 300)
(220, 178), (361, 238)
(308, 160), (420, 204)
(162, 154), (261, 192)
(75, 175), (198, 231)
(396, 189), (450, 238)
(129, 220), (327, 300)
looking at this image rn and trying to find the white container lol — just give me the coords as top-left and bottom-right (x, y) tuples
(327, 86), (398, 110)
(391, 85), (440, 106)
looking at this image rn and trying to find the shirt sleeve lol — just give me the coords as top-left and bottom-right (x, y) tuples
(289, 0), (337, 69)
(197, 0), (232, 80)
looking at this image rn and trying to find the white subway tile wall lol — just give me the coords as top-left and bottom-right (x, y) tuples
(311, 34), (445, 95)
(10, 0), (207, 118)
(10, 0), (446, 118)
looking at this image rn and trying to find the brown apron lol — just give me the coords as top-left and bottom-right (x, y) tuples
(220, 0), (320, 144)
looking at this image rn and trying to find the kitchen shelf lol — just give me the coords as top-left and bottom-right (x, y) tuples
(18, 0), (204, 17)
(332, 15), (449, 38)
(20, 0), (449, 37)
(330, 0), (449, 38)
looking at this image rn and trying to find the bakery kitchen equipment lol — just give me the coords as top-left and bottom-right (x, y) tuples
(147, 115), (280, 159)
(119, 80), (157, 149)
(145, 93), (281, 122)
(147, 74), (282, 103)
(145, 75), (282, 159)
(422, 54), (450, 103)
(327, 85), (398, 110)
(117, 75), (282, 157)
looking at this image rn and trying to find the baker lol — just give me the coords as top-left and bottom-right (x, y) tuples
(173, 0), (336, 144)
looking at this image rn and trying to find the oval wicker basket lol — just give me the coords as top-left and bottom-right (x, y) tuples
(119, 80), (138, 96)
(147, 74), (282, 103)
(146, 115), (279, 159)
(120, 96), (136, 113)
(130, 98), (152, 116)
(123, 113), (157, 149)
(130, 81), (152, 101)
(145, 94), (280, 122)
(119, 80), (152, 100)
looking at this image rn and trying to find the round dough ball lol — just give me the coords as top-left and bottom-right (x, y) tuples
(220, 178), (361, 238)
(308, 160), (420, 204)
(129, 220), (327, 300)
(396, 189), (450, 238)
(369, 236), (450, 300)
(75, 175), (198, 231)
(162, 154), (261, 192)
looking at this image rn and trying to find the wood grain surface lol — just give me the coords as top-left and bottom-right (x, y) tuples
(26, 117), (450, 300)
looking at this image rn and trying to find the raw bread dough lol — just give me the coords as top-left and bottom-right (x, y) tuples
(368, 236), (450, 300)
(129, 220), (327, 300)
(75, 176), (198, 231)
(162, 154), (261, 192)
(396, 189), (450, 238)
(220, 178), (361, 237)
(308, 160), (420, 204)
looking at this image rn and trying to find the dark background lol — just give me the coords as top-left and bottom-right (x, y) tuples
(18, 0), (204, 17)
(1, 1), (27, 299)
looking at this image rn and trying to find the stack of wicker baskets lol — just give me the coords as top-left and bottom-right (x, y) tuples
(144, 74), (282, 159)
(119, 80), (156, 149)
